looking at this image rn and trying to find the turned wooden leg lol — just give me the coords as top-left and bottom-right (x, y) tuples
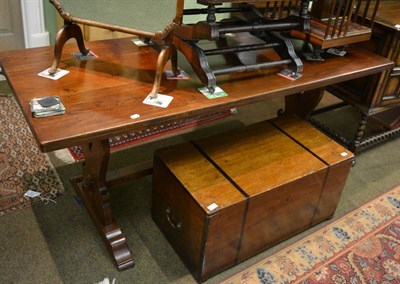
(49, 22), (90, 75)
(284, 88), (324, 119)
(351, 111), (369, 153)
(148, 46), (172, 99)
(72, 139), (134, 271)
(299, 0), (310, 18)
(170, 44), (179, 76)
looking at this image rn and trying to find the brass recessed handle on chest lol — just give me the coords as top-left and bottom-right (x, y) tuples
(166, 207), (182, 230)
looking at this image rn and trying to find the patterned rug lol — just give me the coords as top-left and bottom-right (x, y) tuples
(0, 91), (64, 216)
(222, 185), (400, 283)
(68, 110), (233, 160)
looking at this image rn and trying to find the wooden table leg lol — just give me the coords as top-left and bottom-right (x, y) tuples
(284, 88), (324, 119)
(351, 110), (369, 153)
(71, 139), (134, 271)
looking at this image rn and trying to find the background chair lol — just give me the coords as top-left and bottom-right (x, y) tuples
(286, 0), (381, 50)
(49, 0), (184, 98)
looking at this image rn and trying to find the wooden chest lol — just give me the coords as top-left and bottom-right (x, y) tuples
(151, 116), (354, 282)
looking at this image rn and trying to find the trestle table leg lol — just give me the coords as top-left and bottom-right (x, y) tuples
(71, 139), (134, 271)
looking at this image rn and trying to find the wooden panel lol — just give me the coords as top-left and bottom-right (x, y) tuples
(155, 143), (245, 209)
(201, 202), (246, 280)
(152, 143), (246, 281)
(380, 33), (399, 103)
(270, 115), (353, 165)
(195, 118), (329, 261)
(312, 161), (353, 224)
(368, 106), (400, 130)
(270, 116), (354, 223)
(195, 121), (327, 196)
(238, 170), (327, 261)
(152, 158), (207, 274)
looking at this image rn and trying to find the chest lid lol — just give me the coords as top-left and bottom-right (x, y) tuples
(270, 116), (354, 166)
(154, 142), (246, 214)
(193, 117), (332, 197)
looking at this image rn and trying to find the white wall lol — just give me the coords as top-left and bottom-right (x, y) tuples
(21, 0), (49, 48)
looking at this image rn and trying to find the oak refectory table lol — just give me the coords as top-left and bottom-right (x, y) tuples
(0, 37), (393, 271)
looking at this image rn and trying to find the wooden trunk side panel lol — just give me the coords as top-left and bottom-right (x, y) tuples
(238, 169), (327, 262)
(270, 116), (353, 224)
(151, 158), (205, 275)
(270, 116), (354, 165)
(195, 121), (327, 197)
(152, 145), (247, 281)
(312, 161), (353, 224)
(200, 201), (247, 281)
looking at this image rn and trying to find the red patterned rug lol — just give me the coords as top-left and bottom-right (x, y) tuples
(68, 109), (233, 160)
(0, 93), (64, 215)
(222, 185), (400, 283)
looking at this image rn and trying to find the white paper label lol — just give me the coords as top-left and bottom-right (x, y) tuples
(24, 190), (41, 198)
(143, 94), (173, 108)
(130, 114), (140, 119)
(38, 68), (69, 80)
(207, 203), (219, 211)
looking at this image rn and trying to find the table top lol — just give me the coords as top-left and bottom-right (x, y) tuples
(0, 37), (393, 152)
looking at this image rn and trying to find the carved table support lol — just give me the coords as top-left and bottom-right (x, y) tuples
(283, 88), (324, 119)
(72, 139), (134, 271)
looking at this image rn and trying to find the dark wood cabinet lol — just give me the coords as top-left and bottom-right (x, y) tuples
(325, 0), (400, 151)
